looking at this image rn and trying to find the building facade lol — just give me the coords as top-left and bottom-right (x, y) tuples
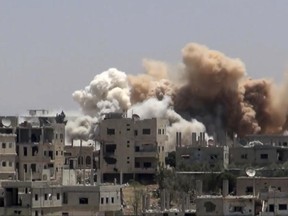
(97, 113), (168, 183)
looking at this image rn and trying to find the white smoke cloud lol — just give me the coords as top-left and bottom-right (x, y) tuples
(65, 116), (96, 141)
(72, 68), (131, 117)
(128, 96), (207, 150)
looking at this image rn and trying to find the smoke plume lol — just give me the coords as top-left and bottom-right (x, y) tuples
(69, 42), (288, 146)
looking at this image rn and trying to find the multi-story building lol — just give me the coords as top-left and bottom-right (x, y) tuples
(0, 111), (66, 183)
(230, 145), (288, 167)
(64, 142), (94, 170)
(174, 131), (229, 171)
(97, 113), (168, 183)
(176, 146), (229, 171)
(0, 180), (122, 216)
(0, 116), (18, 180)
(16, 116), (65, 183)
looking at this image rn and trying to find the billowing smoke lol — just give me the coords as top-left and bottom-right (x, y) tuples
(68, 42), (288, 146)
(72, 68), (131, 116)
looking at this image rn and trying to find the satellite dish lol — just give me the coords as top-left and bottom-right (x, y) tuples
(1, 118), (11, 127)
(246, 168), (256, 177)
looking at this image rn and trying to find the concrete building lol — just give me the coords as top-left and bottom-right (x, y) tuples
(240, 134), (288, 147)
(0, 180), (122, 216)
(236, 177), (288, 196)
(230, 145), (288, 167)
(64, 143), (94, 170)
(195, 195), (256, 216)
(97, 113), (168, 183)
(0, 117), (18, 180)
(16, 116), (65, 183)
(176, 145), (229, 171)
(0, 112), (66, 183)
(259, 190), (288, 216)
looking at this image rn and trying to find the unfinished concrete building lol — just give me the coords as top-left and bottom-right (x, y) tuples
(16, 116), (65, 183)
(0, 111), (66, 183)
(97, 113), (168, 183)
(0, 117), (18, 180)
(230, 144), (288, 167)
(176, 132), (229, 171)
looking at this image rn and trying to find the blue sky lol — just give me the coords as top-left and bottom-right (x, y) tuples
(1, 1), (288, 114)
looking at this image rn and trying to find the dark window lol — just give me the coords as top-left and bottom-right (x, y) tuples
(261, 154), (268, 159)
(63, 193), (68, 204)
(111, 197), (114, 203)
(135, 146), (140, 152)
(135, 162), (140, 168)
(158, 129), (161, 134)
(35, 211), (38, 216)
(44, 194), (48, 200)
(32, 146), (38, 156)
(279, 204), (287, 210)
(31, 164), (36, 172)
(101, 197), (104, 204)
(24, 164), (27, 172)
(2, 143), (6, 149)
(107, 128), (115, 135)
(2, 161), (6, 167)
(86, 156), (91, 165)
(106, 197), (109, 204)
(269, 204), (274, 212)
(57, 193), (60, 200)
(23, 147), (27, 156)
(35, 194), (38, 201)
(233, 206), (243, 212)
(127, 128), (130, 131)
(79, 197), (88, 204)
(210, 154), (218, 160)
(105, 144), (116, 154)
(56, 151), (58, 156)
(142, 129), (151, 135)
(16, 146), (19, 155)
(78, 157), (83, 165)
(143, 162), (152, 168)
(241, 154), (247, 159)
(134, 130), (138, 136)
(246, 186), (253, 194)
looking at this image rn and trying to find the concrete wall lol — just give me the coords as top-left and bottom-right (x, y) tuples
(237, 177), (288, 196)
(0, 134), (17, 179)
(176, 146), (228, 171)
(196, 196), (223, 216)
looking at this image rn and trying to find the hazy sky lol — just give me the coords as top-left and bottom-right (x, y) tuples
(1, 1), (288, 115)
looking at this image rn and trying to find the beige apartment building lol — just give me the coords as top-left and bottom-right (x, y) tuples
(16, 117), (65, 183)
(97, 113), (168, 183)
(64, 143), (94, 170)
(0, 117), (18, 180)
(0, 112), (66, 183)
(0, 180), (122, 216)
